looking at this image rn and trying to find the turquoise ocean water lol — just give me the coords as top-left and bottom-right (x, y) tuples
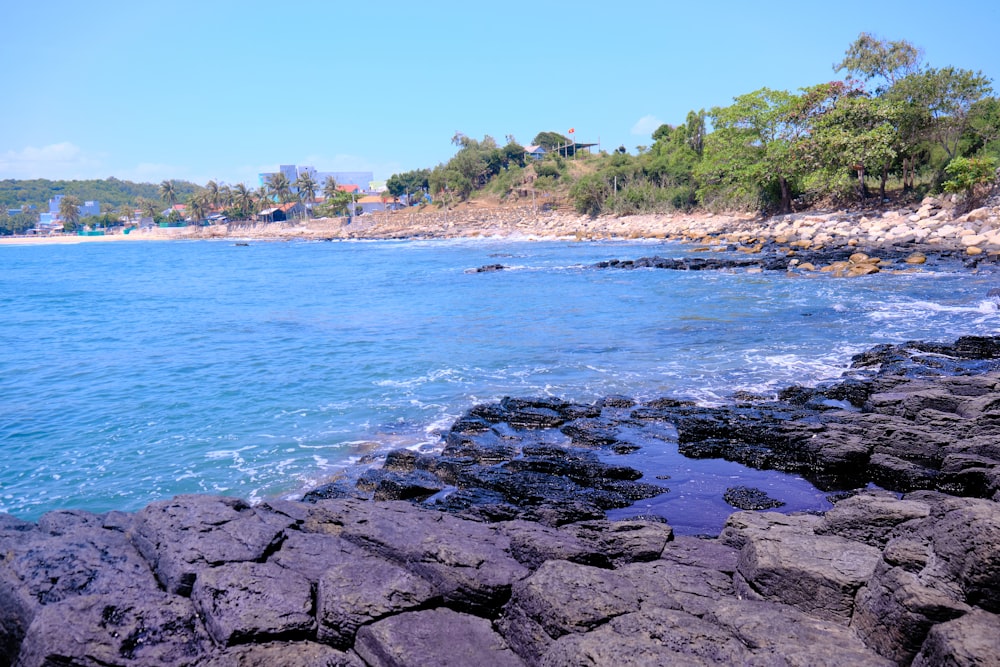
(2, 238), (998, 531)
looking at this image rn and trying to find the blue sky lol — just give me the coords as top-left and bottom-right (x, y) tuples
(2, 0), (997, 186)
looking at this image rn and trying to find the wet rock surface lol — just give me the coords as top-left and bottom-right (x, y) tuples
(1, 335), (999, 665)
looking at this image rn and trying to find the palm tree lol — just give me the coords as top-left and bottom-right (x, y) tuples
(322, 175), (339, 200)
(188, 193), (209, 225)
(232, 183), (253, 220)
(118, 203), (134, 227)
(205, 180), (220, 209)
(267, 172), (293, 204)
(255, 186), (273, 221)
(159, 180), (177, 207)
(59, 195), (82, 230)
(219, 184), (233, 211)
(295, 172), (318, 219)
(139, 198), (158, 221)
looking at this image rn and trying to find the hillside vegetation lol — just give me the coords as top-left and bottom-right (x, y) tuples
(389, 33), (1000, 218)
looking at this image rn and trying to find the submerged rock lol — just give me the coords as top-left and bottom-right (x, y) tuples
(723, 486), (786, 510)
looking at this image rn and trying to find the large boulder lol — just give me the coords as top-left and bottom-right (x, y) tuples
(191, 561), (314, 646)
(734, 517), (881, 623)
(706, 598), (894, 666)
(0, 510), (161, 665)
(911, 609), (1000, 667)
(14, 592), (212, 667)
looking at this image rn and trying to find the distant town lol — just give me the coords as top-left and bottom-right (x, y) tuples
(3, 165), (407, 236)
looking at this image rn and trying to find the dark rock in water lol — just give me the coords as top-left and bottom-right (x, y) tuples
(300, 479), (358, 503)
(357, 468), (445, 501)
(723, 486), (786, 510)
(468, 263), (506, 273)
(601, 394), (636, 408)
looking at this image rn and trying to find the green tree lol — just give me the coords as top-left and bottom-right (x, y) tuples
(532, 131), (573, 155)
(894, 67), (993, 161)
(205, 180), (220, 209)
(386, 169), (430, 203)
(118, 202), (134, 227)
(255, 186), (273, 218)
(218, 184), (233, 210)
(835, 33), (923, 93)
(698, 88), (811, 213)
(809, 93), (902, 200)
(316, 189), (353, 217)
(570, 173), (610, 216)
(962, 97), (1000, 157)
(188, 193), (209, 224)
(943, 155), (998, 209)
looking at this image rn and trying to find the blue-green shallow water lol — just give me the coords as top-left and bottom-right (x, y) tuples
(2, 238), (998, 533)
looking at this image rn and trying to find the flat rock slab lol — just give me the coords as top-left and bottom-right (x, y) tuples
(130, 495), (291, 596)
(304, 499), (529, 613)
(191, 561), (314, 646)
(316, 552), (437, 648)
(540, 606), (752, 666)
(354, 608), (525, 667)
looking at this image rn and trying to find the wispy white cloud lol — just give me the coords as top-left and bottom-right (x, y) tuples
(630, 115), (663, 137)
(116, 162), (188, 184)
(0, 142), (105, 179)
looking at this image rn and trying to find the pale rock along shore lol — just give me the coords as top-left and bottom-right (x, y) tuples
(4, 197), (1000, 257)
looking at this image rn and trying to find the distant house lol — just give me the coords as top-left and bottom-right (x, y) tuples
(256, 201), (303, 222)
(355, 195), (401, 215)
(524, 145), (547, 160)
(336, 184), (361, 194)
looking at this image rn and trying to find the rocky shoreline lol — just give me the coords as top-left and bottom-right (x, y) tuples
(2, 336), (999, 665)
(9, 194), (999, 260)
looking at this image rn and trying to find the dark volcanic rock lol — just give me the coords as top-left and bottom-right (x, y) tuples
(303, 498), (529, 614)
(15, 592), (212, 667)
(5, 336), (1000, 665)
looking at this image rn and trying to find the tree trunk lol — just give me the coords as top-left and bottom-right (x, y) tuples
(856, 167), (869, 199)
(879, 163), (889, 201)
(778, 176), (792, 214)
